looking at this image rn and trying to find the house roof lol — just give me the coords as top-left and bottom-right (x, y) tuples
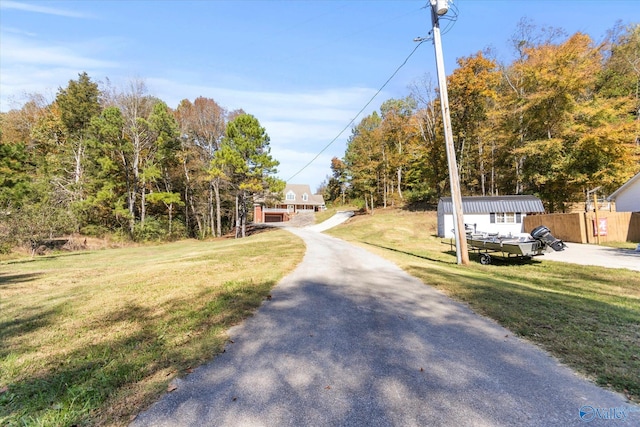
(607, 172), (640, 201)
(283, 184), (325, 206)
(438, 195), (545, 215)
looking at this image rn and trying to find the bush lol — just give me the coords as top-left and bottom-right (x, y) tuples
(131, 217), (188, 242)
(404, 183), (437, 205)
(132, 218), (166, 242)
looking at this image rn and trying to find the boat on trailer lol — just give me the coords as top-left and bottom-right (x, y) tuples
(466, 225), (566, 265)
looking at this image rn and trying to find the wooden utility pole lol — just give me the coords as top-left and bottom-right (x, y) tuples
(430, 0), (469, 264)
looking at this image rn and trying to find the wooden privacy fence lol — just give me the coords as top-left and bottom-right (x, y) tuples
(523, 212), (640, 243)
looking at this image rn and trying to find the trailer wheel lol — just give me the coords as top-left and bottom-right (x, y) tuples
(480, 253), (492, 265)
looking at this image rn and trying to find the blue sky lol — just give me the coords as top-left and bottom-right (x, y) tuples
(1, 1), (638, 190)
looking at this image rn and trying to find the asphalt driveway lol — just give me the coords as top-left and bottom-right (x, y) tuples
(132, 219), (638, 426)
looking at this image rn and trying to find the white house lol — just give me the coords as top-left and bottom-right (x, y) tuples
(607, 172), (640, 212)
(437, 195), (545, 238)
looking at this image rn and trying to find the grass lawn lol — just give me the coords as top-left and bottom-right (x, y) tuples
(326, 208), (640, 403)
(0, 230), (304, 426)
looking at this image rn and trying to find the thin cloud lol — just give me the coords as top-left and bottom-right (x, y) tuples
(143, 77), (371, 187)
(0, 1), (91, 18)
(2, 36), (119, 68)
(3, 26), (37, 37)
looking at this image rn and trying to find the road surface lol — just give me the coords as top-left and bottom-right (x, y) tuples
(132, 219), (637, 426)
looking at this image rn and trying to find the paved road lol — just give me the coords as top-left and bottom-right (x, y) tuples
(132, 220), (638, 427)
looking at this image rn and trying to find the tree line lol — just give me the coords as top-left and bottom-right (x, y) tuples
(323, 22), (640, 213)
(0, 75), (283, 252)
(1, 21), (638, 252)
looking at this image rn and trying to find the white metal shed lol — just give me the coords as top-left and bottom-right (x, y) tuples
(437, 195), (545, 238)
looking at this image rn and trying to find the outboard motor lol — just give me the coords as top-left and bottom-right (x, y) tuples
(531, 225), (566, 251)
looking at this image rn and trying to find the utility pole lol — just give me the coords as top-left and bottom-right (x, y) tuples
(429, 0), (469, 265)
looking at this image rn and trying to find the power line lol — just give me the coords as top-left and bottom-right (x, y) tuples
(286, 39), (429, 183)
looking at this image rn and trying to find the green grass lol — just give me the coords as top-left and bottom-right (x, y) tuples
(0, 230), (304, 426)
(603, 241), (638, 250)
(327, 208), (640, 403)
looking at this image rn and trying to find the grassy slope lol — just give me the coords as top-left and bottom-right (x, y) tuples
(0, 230), (304, 426)
(327, 208), (640, 403)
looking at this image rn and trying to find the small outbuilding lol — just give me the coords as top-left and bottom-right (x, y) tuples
(437, 195), (545, 238)
(607, 172), (640, 212)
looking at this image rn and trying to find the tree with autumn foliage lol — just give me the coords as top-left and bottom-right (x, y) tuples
(323, 157), (348, 204)
(447, 52), (500, 196)
(378, 97), (418, 206)
(344, 112), (383, 212)
(174, 97), (227, 237)
(337, 22), (638, 212)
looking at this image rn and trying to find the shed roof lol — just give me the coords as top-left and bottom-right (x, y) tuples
(607, 172), (640, 201)
(438, 195), (545, 215)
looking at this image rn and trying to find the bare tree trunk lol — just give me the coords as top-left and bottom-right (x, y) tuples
(140, 186), (146, 225)
(128, 188), (136, 234)
(73, 139), (84, 193)
(241, 191), (247, 238)
(209, 183), (215, 237)
(213, 178), (222, 237)
(189, 195), (202, 238)
(383, 172), (387, 208)
(235, 194), (240, 239)
(479, 138), (486, 196)
(491, 140), (496, 196)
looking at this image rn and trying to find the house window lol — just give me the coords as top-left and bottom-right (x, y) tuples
(491, 212), (519, 223)
(286, 191), (295, 201)
(302, 193), (309, 201)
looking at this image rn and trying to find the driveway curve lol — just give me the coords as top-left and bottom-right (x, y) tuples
(132, 222), (637, 426)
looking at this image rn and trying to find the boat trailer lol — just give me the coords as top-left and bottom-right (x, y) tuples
(466, 225), (566, 265)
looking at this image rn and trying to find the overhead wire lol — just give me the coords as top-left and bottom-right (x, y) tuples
(285, 2), (459, 183)
(286, 38), (429, 183)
